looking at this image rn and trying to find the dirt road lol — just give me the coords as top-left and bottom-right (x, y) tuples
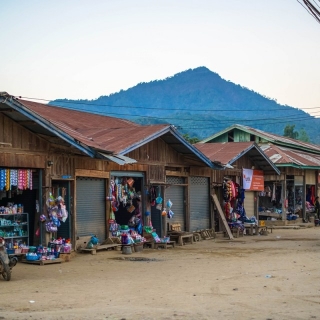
(1, 228), (319, 320)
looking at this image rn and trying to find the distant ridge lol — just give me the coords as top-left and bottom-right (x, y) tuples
(50, 67), (320, 144)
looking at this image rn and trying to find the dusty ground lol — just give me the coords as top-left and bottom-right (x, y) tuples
(0, 227), (319, 320)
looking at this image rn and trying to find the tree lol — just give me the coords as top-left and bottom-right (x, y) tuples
(298, 128), (310, 142)
(183, 134), (200, 144)
(283, 125), (299, 139)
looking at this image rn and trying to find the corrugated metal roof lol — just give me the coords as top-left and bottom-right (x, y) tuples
(194, 142), (254, 165)
(18, 99), (168, 153)
(194, 142), (280, 174)
(0, 95), (217, 168)
(260, 143), (320, 168)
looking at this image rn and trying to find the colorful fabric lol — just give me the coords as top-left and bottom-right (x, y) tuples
(0, 169), (6, 190)
(0, 168), (32, 190)
(10, 169), (18, 187)
(5, 169), (10, 191)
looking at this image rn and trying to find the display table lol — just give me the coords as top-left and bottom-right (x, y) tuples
(168, 233), (193, 246)
(154, 241), (175, 249)
(21, 258), (62, 266)
(244, 223), (272, 235)
(143, 239), (155, 249)
(244, 223), (258, 235)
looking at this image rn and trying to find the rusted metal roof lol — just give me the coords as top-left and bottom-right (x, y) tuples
(194, 142), (280, 174)
(0, 94), (217, 168)
(260, 143), (320, 168)
(18, 99), (168, 153)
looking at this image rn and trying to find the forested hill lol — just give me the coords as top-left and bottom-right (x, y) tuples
(50, 67), (320, 144)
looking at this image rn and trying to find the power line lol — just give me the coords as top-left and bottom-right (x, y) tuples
(177, 116), (320, 128)
(18, 96), (319, 112)
(297, 0), (320, 23)
(15, 96), (319, 126)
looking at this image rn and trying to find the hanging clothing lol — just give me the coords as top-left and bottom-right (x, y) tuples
(5, 169), (10, 191)
(271, 183), (276, 202)
(0, 169), (6, 190)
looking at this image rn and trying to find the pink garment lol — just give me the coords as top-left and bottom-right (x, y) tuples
(231, 181), (236, 199)
(18, 170), (24, 190)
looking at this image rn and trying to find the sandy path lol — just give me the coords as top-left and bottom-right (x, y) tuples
(1, 228), (319, 320)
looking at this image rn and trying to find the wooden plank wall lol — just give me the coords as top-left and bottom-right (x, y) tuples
(0, 114), (49, 168)
(0, 113), (49, 152)
(126, 137), (182, 164)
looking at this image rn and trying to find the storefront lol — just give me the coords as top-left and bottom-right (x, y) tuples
(164, 176), (185, 231)
(0, 168), (41, 250)
(259, 172), (317, 223)
(194, 141), (280, 233)
(76, 177), (106, 243)
(189, 176), (210, 232)
(1, 94), (217, 255)
(108, 172), (145, 239)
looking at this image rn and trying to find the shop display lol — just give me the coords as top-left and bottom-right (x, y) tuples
(259, 181), (316, 221)
(219, 177), (257, 234)
(258, 183), (283, 220)
(120, 227), (146, 245)
(43, 193), (69, 234)
(109, 176), (143, 234)
(0, 209), (29, 248)
(25, 238), (71, 261)
(0, 168), (33, 191)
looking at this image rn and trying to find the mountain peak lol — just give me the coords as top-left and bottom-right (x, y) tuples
(51, 67), (319, 143)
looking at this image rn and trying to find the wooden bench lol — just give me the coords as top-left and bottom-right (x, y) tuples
(198, 229), (215, 240)
(258, 225), (272, 234)
(76, 236), (121, 255)
(167, 223), (194, 246)
(243, 224), (272, 236)
(154, 241), (175, 249)
(143, 239), (155, 249)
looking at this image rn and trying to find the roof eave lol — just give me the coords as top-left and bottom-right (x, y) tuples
(276, 163), (320, 170)
(1, 95), (96, 158)
(228, 143), (280, 175)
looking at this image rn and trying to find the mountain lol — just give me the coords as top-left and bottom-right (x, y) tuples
(50, 67), (320, 144)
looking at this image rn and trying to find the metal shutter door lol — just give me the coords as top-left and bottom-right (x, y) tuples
(76, 177), (106, 242)
(165, 177), (185, 230)
(190, 177), (210, 231)
(244, 191), (255, 217)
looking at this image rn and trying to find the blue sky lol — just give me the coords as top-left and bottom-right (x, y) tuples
(1, 0), (319, 116)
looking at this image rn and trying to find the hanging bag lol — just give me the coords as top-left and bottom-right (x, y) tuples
(156, 187), (163, 204)
(166, 199), (173, 208)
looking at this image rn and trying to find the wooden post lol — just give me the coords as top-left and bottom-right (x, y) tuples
(281, 179), (286, 223)
(211, 194), (234, 240)
(105, 178), (109, 239)
(185, 177), (190, 232)
(210, 187), (215, 229)
(161, 186), (165, 237)
(72, 178), (77, 250)
(302, 174), (306, 220)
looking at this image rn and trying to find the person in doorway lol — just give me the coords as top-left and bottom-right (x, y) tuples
(315, 196), (320, 219)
